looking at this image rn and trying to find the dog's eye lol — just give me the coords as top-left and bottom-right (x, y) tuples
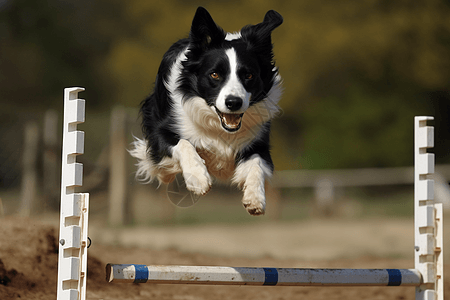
(210, 72), (220, 80)
(245, 73), (253, 80)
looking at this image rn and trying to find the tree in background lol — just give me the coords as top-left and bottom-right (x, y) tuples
(1, 0), (449, 179)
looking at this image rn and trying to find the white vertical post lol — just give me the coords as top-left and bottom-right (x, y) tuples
(434, 201), (444, 300)
(57, 88), (89, 300)
(414, 116), (444, 300)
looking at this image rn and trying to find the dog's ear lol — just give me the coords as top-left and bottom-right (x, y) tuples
(189, 7), (226, 50)
(257, 10), (284, 35)
(241, 10), (283, 62)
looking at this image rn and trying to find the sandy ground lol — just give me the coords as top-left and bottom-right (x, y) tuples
(0, 216), (448, 300)
(89, 218), (417, 261)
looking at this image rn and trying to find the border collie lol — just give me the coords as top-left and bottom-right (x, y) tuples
(130, 7), (283, 216)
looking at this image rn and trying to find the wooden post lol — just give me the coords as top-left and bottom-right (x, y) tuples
(314, 178), (335, 217)
(0, 197), (4, 217)
(266, 181), (282, 221)
(43, 109), (60, 211)
(20, 121), (39, 216)
(109, 106), (128, 226)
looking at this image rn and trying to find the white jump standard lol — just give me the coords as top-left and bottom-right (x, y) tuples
(57, 88), (90, 300)
(105, 117), (444, 300)
(414, 116), (444, 300)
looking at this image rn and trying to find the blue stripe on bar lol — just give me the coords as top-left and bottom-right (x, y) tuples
(386, 269), (402, 286)
(263, 268), (278, 285)
(134, 264), (148, 283)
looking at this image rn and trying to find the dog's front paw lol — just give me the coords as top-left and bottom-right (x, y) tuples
(242, 186), (266, 216)
(183, 166), (212, 196)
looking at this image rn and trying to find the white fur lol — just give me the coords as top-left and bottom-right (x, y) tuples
(164, 47), (189, 103)
(232, 154), (273, 215)
(215, 48), (251, 114)
(129, 37), (283, 215)
(171, 139), (212, 195)
(225, 32), (242, 41)
(129, 138), (181, 185)
(129, 138), (153, 182)
(131, 47), (282, 184)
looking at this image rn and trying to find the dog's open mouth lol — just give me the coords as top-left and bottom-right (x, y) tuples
(215, 107), (244, 132)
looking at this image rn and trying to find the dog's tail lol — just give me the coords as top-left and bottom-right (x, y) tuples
(129, 137), (181, 185)
(128, 137), (155, 183)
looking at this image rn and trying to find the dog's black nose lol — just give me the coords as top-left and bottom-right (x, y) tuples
(225, 96), (243, 111)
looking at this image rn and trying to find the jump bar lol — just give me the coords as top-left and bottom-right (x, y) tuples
(106, 264), (422, 287)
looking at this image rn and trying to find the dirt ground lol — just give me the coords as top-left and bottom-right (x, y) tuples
(0, 216), (448, 300)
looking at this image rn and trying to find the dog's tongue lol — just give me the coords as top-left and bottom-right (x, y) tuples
(222, 113), (242, 129)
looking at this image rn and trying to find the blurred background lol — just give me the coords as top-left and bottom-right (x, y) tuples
(1, 0), (450, 229)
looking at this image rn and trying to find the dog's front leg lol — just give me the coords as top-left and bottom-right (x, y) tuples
(233, 154), (272, 216)
(172, 139), (212, 196)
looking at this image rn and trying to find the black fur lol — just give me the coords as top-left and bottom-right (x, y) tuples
(134, 7), (283, 215)
(140, 7), (282, 167)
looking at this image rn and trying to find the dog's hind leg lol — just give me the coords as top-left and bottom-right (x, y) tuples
(172, 139), (212, 196)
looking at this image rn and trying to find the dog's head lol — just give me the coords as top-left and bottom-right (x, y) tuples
(180, 7), (283, 133)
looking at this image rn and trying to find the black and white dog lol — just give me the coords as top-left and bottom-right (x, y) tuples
(130, 7), (283, 215)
